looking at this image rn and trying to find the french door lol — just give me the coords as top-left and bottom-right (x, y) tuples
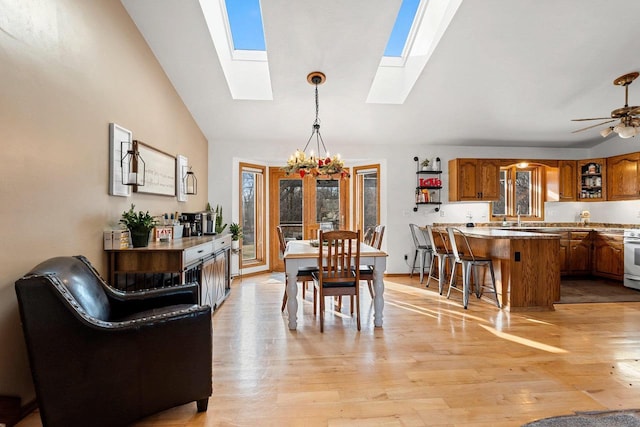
(269, 167), (350, 271)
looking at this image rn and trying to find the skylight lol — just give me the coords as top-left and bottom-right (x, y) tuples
(367, 0), (463, 104)
(200, 0), (272, 100)
(225, 0), (266, 51)
(384, 0), (421, 57)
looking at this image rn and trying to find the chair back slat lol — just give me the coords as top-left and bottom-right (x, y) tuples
(319, 230), (360, 283)
(372, 225), (385, 249)
(276, 225), (287, 255)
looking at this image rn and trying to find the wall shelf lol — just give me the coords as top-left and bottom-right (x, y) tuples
(413, 156), (442, 212)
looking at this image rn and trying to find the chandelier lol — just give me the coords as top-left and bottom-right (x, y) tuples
(282, 72), (350, 179)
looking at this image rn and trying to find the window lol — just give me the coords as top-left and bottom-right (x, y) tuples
(353, 164), (380, 238)
(491, 164), (544, 222)
(240, 163), (266, 267)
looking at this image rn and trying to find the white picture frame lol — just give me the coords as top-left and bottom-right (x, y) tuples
(176, 154), (188, 202)
(109, 123), (132, 197)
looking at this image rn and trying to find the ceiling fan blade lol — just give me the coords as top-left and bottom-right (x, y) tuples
(572, 119), (616, 133)
(571, 117), (612, 121)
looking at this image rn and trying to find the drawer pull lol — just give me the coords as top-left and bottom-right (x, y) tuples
(198, 249), (204, 253)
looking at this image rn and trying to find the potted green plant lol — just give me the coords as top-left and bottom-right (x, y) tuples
(229, 222), (243, 250)
(120, 204), (157, 248)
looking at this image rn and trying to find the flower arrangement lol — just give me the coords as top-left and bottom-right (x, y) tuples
(282, 149), (350, 178)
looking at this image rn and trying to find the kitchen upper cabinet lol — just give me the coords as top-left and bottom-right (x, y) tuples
(593, 232), (623, 280)
(607, 152), (640, 200)
(577, 158), (606, 201)
(558, 160), (577, 201)
(449, 159), (500, 201)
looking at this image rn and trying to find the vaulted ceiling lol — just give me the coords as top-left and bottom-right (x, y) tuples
(122, 0), (640, 151)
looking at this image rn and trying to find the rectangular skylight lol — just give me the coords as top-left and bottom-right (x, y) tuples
(384, 0), (421, 57)
(224, 0), (266, 51)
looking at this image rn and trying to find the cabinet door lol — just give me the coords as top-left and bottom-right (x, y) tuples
(569, 231), (592, 275)
(477, 159), (500, 200)
(607, 152), (640, 200)
(448, 159), (500, 201)
(577, 158), (606, 201)
(201, 256), (216, 307)
(455, 159), (481, 201)
(558, 160), (577, 201)
(593, 234), (624, 280)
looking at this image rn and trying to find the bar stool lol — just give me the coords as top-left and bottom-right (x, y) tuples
(409, 223), (431, 283)
(424, 225), (456, 295)
(446, 227), (500, 309)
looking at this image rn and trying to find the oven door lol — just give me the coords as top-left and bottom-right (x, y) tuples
(624, 239), (640, 290)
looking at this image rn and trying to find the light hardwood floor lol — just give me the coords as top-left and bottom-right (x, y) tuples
(17, 274), (640, 426)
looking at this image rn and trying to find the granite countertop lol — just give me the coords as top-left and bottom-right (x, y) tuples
(434, 222), (633, 235)
(437, 226), (561, 240)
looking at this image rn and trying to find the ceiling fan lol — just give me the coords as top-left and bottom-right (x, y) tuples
(572, 72), (640, 138)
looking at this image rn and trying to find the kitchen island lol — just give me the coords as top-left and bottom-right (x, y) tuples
(437, 227), (561, 311)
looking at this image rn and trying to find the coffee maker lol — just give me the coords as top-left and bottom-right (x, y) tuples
(182, 211), (216, 236)
(181, 212), (204, 236)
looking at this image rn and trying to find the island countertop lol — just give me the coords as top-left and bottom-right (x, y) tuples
(438, 226), (561, 240)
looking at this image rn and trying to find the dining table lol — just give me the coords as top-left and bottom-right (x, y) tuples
(283, 239), (388, 330)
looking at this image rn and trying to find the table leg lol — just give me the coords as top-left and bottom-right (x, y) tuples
(373, 259), (385, 327)
(286, 263), (298, 330)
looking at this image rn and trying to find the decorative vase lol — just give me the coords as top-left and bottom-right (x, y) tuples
(232, 240), (239, 250)
(130, 228), (151, 248)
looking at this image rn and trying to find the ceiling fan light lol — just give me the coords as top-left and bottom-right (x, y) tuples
(600, 127), (614, 137)
(618, 126), (637, 138)
(613, 123), (625, 133)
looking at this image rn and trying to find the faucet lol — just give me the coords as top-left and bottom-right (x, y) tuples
(516, 206), (521, 227)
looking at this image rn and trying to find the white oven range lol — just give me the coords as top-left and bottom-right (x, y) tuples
(624, 229), (640, 290)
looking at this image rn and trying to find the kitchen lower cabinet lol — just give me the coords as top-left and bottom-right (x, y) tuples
(569, 232), (592, 275)
(593, 233), (624, 280)
(557, 231), (592, 277)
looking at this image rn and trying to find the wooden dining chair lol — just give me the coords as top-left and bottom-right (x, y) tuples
(313, 230), (361, 332)
(277, 226), (317, 312)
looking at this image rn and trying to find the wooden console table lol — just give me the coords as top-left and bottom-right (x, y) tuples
(105, 234), (231, 309)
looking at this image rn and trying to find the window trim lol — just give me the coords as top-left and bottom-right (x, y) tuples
(490, 163), (545, 222)
(353, 164), (381, 239)
(239, 162), (266, 268)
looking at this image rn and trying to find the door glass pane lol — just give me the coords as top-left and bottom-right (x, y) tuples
(363, 172), (378, 234)
(492, 170), (507, 216)
(241, 171), (256, 261)
(515, 170), (531, 216)
(279, 179), (303, 240)
(316, 180), (340, 230)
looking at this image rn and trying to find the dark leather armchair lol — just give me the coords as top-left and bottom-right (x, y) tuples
(15, 255), (212, 427)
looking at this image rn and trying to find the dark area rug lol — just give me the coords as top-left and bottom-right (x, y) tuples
(557, 279), (640, 304)
(523, 409), (640, 426)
